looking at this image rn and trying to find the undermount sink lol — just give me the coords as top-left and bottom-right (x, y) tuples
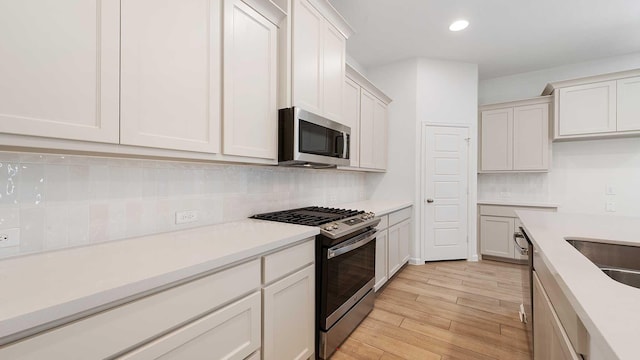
(567, 239), (640, 289)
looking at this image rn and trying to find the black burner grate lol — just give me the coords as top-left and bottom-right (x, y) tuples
(251, 206), (364, 226)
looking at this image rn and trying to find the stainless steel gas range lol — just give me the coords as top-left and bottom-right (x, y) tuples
(252, 206), (380, 359)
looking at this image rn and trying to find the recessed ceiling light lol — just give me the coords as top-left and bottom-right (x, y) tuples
(449, 20), (469, 32)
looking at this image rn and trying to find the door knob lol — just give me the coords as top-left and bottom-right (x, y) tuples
(426, 198), (434, 203)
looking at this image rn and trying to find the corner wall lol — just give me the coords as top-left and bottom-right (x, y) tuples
(367, 58), (479, 262)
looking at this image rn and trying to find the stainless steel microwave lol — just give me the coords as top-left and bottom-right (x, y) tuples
(278, 107), (350, 168)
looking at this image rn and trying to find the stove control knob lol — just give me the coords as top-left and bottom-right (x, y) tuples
(332, 223), (339, 229)
(324, 225), (333, 231)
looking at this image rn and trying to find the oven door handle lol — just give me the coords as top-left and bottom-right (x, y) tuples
(327, 229), (377, 259)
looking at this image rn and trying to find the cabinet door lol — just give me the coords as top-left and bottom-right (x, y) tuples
(322, 22), (345, 122)
(120, 0), (221, 153)
(359, 89), (376, 169)
(292, 0), (324, 115)
(480, 216), (514, 258)
(222, 0), (277, 159)
(480, 108), (513, 171)
(558, 81), (616, 136)
(119, 292), (261, 360)
(373, 99), (389, 170)
(617, 76), (640, 132)
(533, 272), (582, 360)
(343, 77), (361, 167)
(263, 265), (315, 360)
(374, 229), (388, 291)
(388, 223), (402, 278)
(0, 0), (119, 143)
(513, 104), (549, 171)
(398, 220), (411, 265)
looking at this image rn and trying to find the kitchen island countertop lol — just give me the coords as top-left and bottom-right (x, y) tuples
(517, 211), (640, 360)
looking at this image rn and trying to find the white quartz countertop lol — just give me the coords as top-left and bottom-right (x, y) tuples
(478, 199), (559, 208)
(338, 199), (413, 216)
(0, 219), (318, 342)
(516, 211), (640, 360)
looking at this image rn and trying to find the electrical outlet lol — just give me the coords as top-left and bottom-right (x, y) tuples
(175, 210), (198, 224)
(606, 201), (616, 212)
(0, 228), (20, 248)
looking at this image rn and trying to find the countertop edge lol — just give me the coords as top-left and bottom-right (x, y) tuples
(478, 200), (560, 208)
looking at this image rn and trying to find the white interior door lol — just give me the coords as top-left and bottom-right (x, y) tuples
(423, 125), (469, 261)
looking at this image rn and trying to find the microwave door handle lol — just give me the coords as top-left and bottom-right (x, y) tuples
(342, 131), (347, 159)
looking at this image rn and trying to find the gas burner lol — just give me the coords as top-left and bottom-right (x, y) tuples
(251, 206), (364, 226)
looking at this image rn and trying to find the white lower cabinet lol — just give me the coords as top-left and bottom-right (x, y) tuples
(374, 207), (412, 291)
(0, 239), (316, 360)
(263, 265), (315, 360)
(119, 292), (261, 360)
(480, 216), (515, 259)
(374, 229), (388, 291)
(533, 272), (581, 360)
(479, 204), (556, 262)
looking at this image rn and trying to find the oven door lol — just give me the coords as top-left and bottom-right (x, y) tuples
(320, 228), (376, 330)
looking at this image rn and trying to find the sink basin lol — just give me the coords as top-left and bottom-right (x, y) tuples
(567, 239), (640, 289)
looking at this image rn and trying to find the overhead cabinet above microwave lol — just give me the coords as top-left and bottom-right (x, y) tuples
(542, 68), (640, 141)
(290, 0), (353, 123)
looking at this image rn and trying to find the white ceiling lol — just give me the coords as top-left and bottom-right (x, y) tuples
(327, 0), (640, 79)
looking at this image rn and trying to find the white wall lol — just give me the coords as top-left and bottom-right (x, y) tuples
(368, 58), (479, 262)
(479, 52), (640, 105)
(478, 52), (640, 216)
(0, 151), (368, 259)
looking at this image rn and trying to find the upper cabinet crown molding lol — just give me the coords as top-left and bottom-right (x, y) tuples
(306, 0), (354, 38)
(346, 63), (392, 105)
(479, 95), (552, 112)
(541, 68), (640, 96)
(241, 0), (287, 25)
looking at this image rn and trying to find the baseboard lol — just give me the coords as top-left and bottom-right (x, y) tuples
(467, 254), (479, 262)
(408, 257), (423, 265)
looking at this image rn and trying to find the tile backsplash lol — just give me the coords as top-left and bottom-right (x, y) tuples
(478, 172), (550, 203)
(0, 152), (367, 259)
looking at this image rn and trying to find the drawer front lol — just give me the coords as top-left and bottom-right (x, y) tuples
(263, 238), (314, 284)
(119, 292), (261, 360)
(388, 207), (411, 226)
(0, 260), (261, 359)
(479, 204), (556, 217)
(375, 215), (388, 230)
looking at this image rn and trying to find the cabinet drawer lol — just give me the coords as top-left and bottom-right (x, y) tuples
(375, 215), (388, 230)
(479, 204), (556, 217)
(388, 207), (411, 226)
(263, 239), (314, 284)
(0, 260), (261, 359)
(119, 292), (261, 360)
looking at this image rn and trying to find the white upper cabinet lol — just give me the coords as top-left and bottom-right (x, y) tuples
(120, 0), (221, 153)
(292, 0), (324, 115)
(0, 0), (120, 143)
(358, 89), (376, 169)
(322, 23), (346, 122)
(342, 65), (392, 172)
(617, 76), (640, 132)
(557, 81), (616, 136)
(291, 0), (349, 122)
(222, 0), (278, 159)
(373, 98), (388, 170)
(513, 103), (549, 171)
(543, 69), (640, 140)
(480, 108), (513, 171)
(480, 97), (550, 172)
(343, 77), (361, 167)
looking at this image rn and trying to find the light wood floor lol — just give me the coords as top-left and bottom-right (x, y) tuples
(332, 260), (532, 360)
